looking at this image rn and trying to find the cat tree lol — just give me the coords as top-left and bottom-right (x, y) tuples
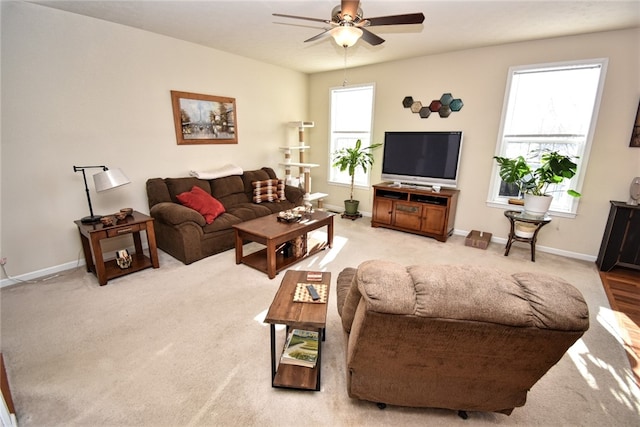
(280, 121), (327, 209)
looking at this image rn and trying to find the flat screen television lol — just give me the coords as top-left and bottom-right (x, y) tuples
(381, 131), (463, 188)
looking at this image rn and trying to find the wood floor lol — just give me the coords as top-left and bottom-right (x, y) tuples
(599, 267), (640, 386)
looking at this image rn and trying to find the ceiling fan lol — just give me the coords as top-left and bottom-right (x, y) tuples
(273, 0), (425, 47)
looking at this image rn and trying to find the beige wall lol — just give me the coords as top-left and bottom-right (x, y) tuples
(1, 2), (638, 279)
(308, 28), (640, 259)
(0, 2), (308, 276)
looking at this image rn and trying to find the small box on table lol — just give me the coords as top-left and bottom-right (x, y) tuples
(465, 230), (492, 249)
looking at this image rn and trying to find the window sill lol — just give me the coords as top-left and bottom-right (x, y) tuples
(486, 200), (577, 219)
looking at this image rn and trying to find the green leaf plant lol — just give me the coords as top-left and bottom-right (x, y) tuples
(493, 150), (581, 198)
(332, 139), (382, 201)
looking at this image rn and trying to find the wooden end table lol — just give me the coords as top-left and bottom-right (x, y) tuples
(74, 210), (160, 285)
(264, 270), (331, 391)
(504, 210), (552, 262)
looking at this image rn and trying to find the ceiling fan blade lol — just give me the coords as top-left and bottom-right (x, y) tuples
(360, 28), (385, 46)
(272, 13), (330, 24)
(304, 29), (332, 43)
(366, 13), (425, 27)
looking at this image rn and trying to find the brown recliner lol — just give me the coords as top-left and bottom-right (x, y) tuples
(336, 260), (589, 416)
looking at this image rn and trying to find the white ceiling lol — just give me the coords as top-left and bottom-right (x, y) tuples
(31, 1), (640, 74)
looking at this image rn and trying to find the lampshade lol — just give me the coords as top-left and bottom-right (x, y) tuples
(93, 168), (130, 192)
(330, 26), (363, 47)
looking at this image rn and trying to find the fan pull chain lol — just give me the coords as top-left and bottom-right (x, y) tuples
(343, 46), (349, 86)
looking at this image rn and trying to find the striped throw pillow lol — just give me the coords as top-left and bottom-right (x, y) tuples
(252, 179), (286, 203)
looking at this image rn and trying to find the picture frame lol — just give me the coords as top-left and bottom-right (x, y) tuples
(630, 99), (640, 148)
(171, 90), (237, 145)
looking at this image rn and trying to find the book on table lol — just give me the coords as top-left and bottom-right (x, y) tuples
(280, 329), (319, 368)
(306, 271), (323, 281)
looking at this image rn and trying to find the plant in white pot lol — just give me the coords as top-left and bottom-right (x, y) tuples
(493, 150), (581, 216)
(332, 139), (382, 216)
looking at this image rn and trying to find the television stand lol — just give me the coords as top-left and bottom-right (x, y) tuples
(371, 182), (459, 242)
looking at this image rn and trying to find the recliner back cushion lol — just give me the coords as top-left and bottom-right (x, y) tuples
(354, 261), (589, 331)
(356, 260), (416, 315)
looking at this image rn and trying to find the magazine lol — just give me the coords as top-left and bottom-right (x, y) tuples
(280, 329), (319, 368)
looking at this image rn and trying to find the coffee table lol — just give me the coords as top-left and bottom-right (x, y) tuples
(264, 270), (331, 391)
(233, 210), (334, 279)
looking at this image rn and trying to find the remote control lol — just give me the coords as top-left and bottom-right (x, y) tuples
(306, 284), (320, 301)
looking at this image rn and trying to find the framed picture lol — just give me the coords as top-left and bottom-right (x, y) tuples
(630, 99), (640, 148)
(171, 90), (237, 145)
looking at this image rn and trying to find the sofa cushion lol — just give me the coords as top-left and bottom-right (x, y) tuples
(252, 179), (285, 203)
(165, 178), (211, 203)
(242, 168), (275, 194)
(209, 174), (245, 198)
(202, 212), (243, 232)
(176, 185), (226, 224)
(226, 205), (270, 221)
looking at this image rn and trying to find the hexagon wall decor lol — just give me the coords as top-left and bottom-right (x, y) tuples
(410, 101), (423, 113)
(402, 93), (464, 119)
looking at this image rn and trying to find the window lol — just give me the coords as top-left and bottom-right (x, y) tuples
(329, 84), (375, 187)
(488, 59), (607, 216)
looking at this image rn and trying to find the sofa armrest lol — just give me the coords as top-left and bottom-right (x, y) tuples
(150, 202), (207, 227)
(285, 184), (304, 205)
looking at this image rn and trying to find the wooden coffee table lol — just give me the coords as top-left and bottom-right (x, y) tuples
(233, 210), (334, 279)
(264, 270), (331, 391)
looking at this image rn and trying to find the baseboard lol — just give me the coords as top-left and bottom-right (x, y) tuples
(322, 203), (371, 217)
(325, 202), (596, 262)
(0, 259), (86, 288)
(0, 243), (146, 288)
(451, 229), (597, 262)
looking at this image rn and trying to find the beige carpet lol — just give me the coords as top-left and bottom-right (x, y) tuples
(1, 217), (639, 426)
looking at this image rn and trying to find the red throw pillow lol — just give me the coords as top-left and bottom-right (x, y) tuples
(176, 186), (225, 224)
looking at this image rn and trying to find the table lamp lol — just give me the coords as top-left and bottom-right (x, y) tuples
(73, 165), (130, 223)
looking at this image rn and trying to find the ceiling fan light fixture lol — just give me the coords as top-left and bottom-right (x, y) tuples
(330, 25), (363, 47)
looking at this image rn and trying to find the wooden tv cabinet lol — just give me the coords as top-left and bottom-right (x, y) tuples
(371, 183), (459, 242)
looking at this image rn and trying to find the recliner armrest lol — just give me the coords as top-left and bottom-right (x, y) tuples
(150, 202), (206, 227)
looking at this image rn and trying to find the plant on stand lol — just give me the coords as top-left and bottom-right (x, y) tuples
(332, 139), (382, 217)
(493, 150), (581, 216)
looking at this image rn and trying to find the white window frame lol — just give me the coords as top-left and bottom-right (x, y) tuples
(487, 58), (608, 218)
(328, 83), (376, 188)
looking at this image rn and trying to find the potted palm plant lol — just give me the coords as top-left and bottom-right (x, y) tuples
(493, 150), (581, 216)
(332, 139), (382, 216)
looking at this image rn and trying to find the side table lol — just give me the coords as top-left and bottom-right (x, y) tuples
(74, 210), (160, 285)
(264, 270), (330, 391)
(504, 210), (551, 262)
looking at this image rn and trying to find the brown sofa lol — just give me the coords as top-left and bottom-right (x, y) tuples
(336, 260), (589, 416)
(146, 167), (304, 264)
